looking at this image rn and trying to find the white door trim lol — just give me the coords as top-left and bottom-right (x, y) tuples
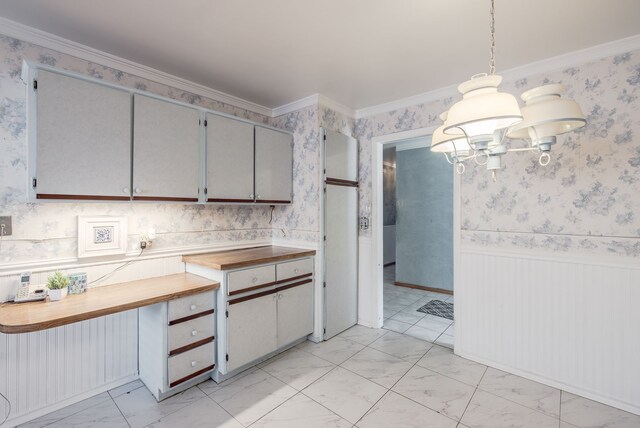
(370, 126), (460, 331)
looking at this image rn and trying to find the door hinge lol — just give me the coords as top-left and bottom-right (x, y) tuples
(33, 79), (37, 90)
(323, 236), (326, 241)
(204, 187), (208, 195)
(323, 328), (326, 334)
(32, 178), (37, 188)
(323, 282), (326, 288)
(225, 310), (229, 318)
(323, 134), (326, 141)
(226, 354), (229, 362)
(204, 119), (208, 127)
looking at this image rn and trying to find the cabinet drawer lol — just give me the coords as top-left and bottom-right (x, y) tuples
(277, 258), (313, 281)
(228, 265), (275, 296)
(168, 291), (215, 323)
(168, 314), (215, 354)
(168, 340), (215, 387)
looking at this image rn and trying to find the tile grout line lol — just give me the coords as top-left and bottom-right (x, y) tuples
(203, 392), (247, 428)
(110, 393), (133, 428)
(457, 365), (489, 426)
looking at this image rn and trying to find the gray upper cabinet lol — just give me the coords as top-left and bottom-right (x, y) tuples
(254, 126), (293, 203)
(34, 70), (132, 200)
(133, 95), (200, 201)
(206, 114), (255, 203)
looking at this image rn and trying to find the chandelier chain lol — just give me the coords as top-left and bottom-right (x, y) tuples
(489, 0), (496, 75)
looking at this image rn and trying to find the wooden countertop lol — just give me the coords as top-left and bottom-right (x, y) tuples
(0, 273), (219, 334)
(183, 246), (316, 270)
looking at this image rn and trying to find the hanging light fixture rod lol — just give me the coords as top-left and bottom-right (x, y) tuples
(489, 0), (496, 75)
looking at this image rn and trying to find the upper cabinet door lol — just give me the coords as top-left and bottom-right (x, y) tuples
(254, 126), (293, 203)
(35, 70), (132, 200)
(206, 114), (255, 203)
(133, 95), (200, 201)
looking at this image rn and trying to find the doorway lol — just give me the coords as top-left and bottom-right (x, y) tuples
(371, 127), (460, 349)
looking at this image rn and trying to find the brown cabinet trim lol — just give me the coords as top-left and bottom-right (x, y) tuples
(228, 278), (313, 305)
(207, 198), (255, 203)
(169, 336), (215, 357)
(133, 196), (198, 202)
(228, 280), (278, 296)
(276, 278), (313, 293)
(169, 364), (215, 388)
(275, 272), (312, 284)
(168, 309), (215, 326)
(37, 194), (131, 201)
(325, 178), (359, 187)
(255, 200), (291, 204)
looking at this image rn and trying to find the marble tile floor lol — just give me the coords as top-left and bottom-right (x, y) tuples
(17, 325), (640, 428)
(382, 264), (454, 348)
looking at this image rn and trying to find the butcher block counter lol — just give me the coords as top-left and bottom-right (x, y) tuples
(0, 273), (219, 334)
(182, 245), (316, 270)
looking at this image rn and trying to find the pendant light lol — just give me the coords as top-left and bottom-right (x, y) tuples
(431, 0), (586, 180)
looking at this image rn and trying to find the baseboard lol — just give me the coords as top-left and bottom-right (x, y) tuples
(455, 348), (640, 417)
(383, 262), (396, 267)
(394, 281), (453, 296)
(1, 374), (139, 428)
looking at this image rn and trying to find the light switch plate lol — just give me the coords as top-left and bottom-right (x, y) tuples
(0, 216), (11, 236)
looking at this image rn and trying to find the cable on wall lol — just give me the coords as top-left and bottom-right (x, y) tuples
(86, 248), (145, 287)
(0, 390), (10, 425)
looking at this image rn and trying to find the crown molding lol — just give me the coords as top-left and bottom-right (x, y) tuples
(272, 93), (355, 118)
(0, 16), (273, 117)
(354, 33), (640, 120)
(272, 93), (320, 117)
(317, 94), (355, 118)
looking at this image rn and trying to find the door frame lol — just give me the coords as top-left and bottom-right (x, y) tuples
(370, 127), (461, 330)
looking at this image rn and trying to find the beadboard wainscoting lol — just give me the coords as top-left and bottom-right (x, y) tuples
(455, 245), (640, 416)
(0, 311), (138, 427)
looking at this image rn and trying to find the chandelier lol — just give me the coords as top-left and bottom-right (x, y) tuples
(431, 0), (586, 180)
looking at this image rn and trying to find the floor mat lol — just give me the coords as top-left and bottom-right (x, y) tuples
(417, 299), (453, 320)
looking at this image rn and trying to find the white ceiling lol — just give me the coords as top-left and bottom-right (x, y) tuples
(1, 0), (639, 110)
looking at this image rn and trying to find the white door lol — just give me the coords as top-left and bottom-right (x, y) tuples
(206, 114), (255, 202)
(133, 95), (200, 201)
(226, 294), (277, 372)
(254, 126), (293, 203)
(323, 129), (359, 339)
(34, 70), (132, 200)
(276, 282), (314, 348)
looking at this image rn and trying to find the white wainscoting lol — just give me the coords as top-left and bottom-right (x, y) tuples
(456, 245), (640, 416)
(0, 311), (138, 427)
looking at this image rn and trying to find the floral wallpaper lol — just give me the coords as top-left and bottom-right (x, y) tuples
(0, 33), (278, 264)
(269, 104), (355, 246)
(355, 49), (640, 257)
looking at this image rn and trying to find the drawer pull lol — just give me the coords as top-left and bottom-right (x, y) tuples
(294, 268), (299, 274)
(191, 360), (197, 367)
(252, 277), (258, 283)
(191, 330), (198, 336)
(189, 304), (197, 311)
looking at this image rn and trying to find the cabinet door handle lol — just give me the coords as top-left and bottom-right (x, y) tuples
(134, 188), (142, 194)
(122, 187), (129, 194)
(189, 304), (197, 311)
(249, 194), (254, 199)
(257, 194), (262, 199)
(191, 360), (197, 367)
(278, 293), (283, 300)
(191, 330), (198, 336)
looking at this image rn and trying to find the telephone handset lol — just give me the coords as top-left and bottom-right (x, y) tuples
(14, 272), (48, 303)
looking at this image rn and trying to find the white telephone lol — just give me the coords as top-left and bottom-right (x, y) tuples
(14, 272), (48, 303)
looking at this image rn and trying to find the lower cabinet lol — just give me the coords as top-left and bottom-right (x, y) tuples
(277, 282), (314, 348)
(139, 291), (216, 401)
(226, 294), (278, 372)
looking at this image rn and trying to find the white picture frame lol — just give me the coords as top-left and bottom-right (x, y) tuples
(78, 216), (128, 258)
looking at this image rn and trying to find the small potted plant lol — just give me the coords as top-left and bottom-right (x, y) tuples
(47, 271), (70, 301)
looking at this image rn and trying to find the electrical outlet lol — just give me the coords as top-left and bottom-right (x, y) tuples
(0, 216), (12, 236)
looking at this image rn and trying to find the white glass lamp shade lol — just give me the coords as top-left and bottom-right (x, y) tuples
(444, 74), (522, 137)
(507, 84), (586, 140)
(431, 112), (471, 153)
